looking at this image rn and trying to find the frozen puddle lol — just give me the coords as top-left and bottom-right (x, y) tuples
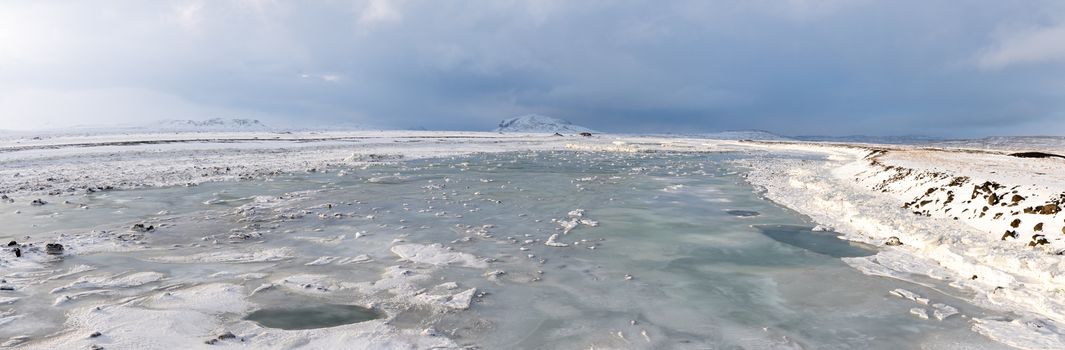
(0, 151), (1017, 349)
(245, 304), (382, 330)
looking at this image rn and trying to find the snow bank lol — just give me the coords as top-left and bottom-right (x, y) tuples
(741, 141), (1065, 347)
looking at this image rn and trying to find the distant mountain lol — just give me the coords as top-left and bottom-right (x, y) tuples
(0, 118), (378, 136)
(699, 130), (792, 141)
(496, 115), (595, 133)
(932, 136), (1065, 152)
(792, 135), (946, 144)
(156, 118), (269, 131)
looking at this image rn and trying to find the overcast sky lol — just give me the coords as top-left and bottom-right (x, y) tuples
(1, 1), (1064, 136)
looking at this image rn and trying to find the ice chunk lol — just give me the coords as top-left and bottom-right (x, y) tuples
(390, 244), (487, 268)
(545, 234), (569, 247)
(889, 288), (929, 305)
(931, 303), (958, 320)
(51, 272), (166, 294)
(151, 248), (295, 264)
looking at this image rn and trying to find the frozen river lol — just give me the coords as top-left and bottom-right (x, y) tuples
(1, 151), (1013, 349)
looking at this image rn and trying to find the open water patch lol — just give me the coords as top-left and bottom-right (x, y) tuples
(725, 209), (761, 217)
(245, 304), (383, 330)
(754, 224), (876, 258)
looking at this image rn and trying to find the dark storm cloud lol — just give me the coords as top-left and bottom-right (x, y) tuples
(1, 0), (1064, 136)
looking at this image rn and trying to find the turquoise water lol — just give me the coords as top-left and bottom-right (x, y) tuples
(0, 151), (1010, 349)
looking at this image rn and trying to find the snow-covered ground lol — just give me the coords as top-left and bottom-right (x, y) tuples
(0, 131), (568, 197)
(2, 129), (1064, 348)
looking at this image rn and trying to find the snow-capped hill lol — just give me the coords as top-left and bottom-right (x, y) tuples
(700, 130), (790, 141)
(496, 115), (595, 133)
(932, 136), (1065, 153)
(157, 118), (269, 131)
(794, 135), (944, 144)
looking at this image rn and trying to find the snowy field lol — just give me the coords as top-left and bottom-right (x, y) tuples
(1, 130), (1064, 349)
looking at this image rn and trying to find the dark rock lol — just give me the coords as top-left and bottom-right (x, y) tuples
(1037, 204), (1061, 215)
(89, 331), (102, 338)
(1034, 223), (1044, 232)
(130, 224), (155, 233)
(1010, 218), (1021, 228)
(13, 247), (21, 258)
(972, 181), (999, 200)
(90, 345), (104, 350)
(6, 241), (16, 246)
(217, 332), (236, 340)
(987, 193), (999, 205)
(552, 132), (563, 137)
(45, 243), (64, 255)
(579, 132), (593, 137)
(0, 286), (13, 291)
(30, 199), (47, 206)
(1028, 235), (1050, 247)
(1011, 195), (1024, 204)
(885, 236), (903, 246)
(1009, 151), (1065, 159)
(1001, 230), (1018, 240)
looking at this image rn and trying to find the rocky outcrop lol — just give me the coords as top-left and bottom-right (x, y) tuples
(857, 150), (1065, 249)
